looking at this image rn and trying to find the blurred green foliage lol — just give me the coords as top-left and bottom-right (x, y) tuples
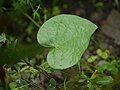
(0, 33), (44, 65)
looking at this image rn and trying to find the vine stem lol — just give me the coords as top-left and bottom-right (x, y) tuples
(24, 60), (52, 78)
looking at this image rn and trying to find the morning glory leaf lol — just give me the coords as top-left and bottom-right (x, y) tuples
(37, 14), (98, 69)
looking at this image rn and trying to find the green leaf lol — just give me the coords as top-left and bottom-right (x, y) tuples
(87, 82), (92, 88)
(0, 33), (6, 43)
(108, 66), (118, 74)
(81, 72), (88, 79)
(88, 56), (97, 63)
(49, 78), (56, 87)
(96, 76), (113, 85)
(78, 79), (86, 83)
(94, 85), (101, 90)
(37, 14), (98, 69)
(97, 49), (109, 59)
(9, 82), (17, 89)
(97, 60), (118, 74)
(97, 49), (103, 57)
(90, 71), (97, 80)
(111, 60), (117, 65)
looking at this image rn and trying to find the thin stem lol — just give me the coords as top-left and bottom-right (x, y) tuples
(78, 61), (81, 73)
(23, 13), (40, 28)
(13, 84), (29, 90)
(84, 51), (94, 73)
(64, 78), (67, 90)
(24, 60), (52, 78)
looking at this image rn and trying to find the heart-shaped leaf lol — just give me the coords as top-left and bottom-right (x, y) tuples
(37, 14), (98, 69)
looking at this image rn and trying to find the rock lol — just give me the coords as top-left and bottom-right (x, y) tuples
(101, 10), (120, 41)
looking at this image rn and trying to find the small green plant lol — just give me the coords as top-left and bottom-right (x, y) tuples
(77, 48), (120, 90)
(37, 14), (98, 69)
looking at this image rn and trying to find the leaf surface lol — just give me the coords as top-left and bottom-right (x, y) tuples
(97, 76), (113, 85)
(37, 14), (98, 69)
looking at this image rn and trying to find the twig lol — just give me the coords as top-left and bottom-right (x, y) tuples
(21, 76), (45, 90)
(34, 65), (52, 78)
(24, 60), (52, 78)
